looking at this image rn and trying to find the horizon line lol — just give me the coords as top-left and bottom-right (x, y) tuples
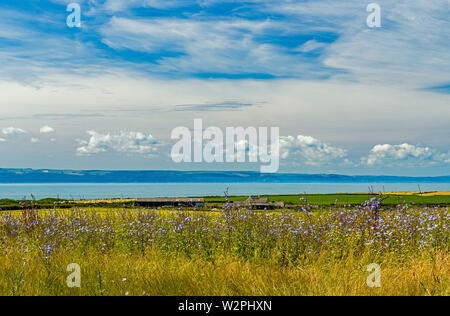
(0, 168), (449, 179)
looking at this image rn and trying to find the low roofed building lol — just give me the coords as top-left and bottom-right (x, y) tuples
(230, 196), (277, 210)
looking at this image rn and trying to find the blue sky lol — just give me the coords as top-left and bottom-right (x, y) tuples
(0, 0), (449, 175)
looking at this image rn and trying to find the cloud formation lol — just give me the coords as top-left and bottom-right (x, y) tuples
(174, 101), (255, 112)
(2, 127), (26, 138)
(99, 16), (322, 78)
(280, 135), (349, 166)
(40, 126), (55, 134)
(102, 0), (188, 12)
(76, 130), (161, 156)
(0, 1), (448, 174)
(295, 40), (328, 53)
(268, 0), (450, 89)
(0, 1), (447, 91)
(364, 143), (449, 166)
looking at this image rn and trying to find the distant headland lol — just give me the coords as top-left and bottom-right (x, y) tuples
(0, 169), (449, 184)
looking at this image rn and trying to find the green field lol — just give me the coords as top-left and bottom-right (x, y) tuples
(2, 193), (450, 211)
(206, 193), (450, 206)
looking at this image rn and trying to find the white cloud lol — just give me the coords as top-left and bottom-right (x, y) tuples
(295, 40), (327, 53)
(99, 17), (324, 78)
(0, 7), (105, 83)
(1, 74), (448, 160)
(40, 125), (55, 134)
(0, 138), (5, 142)
(280, 135), (349, 166)
(221, 138), (270, 163)
(102, 0), (187, 12)
(76, 130), (161, 156)
(2, 1), (449, 91)
(364, 143), (449, 166)
(270, 0), (450, 89)
(30, 137), (40, 143)
(2, 127), (26, 137)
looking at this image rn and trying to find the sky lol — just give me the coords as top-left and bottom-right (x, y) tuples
(0, 0), (449, 176)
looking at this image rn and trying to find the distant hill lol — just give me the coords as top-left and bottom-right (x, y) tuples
(0, 169), (449, 184)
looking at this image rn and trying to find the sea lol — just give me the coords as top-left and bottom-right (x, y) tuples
(1, 182), (449, 200)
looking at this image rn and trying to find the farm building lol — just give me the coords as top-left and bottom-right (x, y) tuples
(136, 198), (205, 208)
(231, 196), (278, 210)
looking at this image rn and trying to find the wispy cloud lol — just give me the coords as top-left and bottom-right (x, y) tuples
(294, 40), (328, 53)
(102, 0), (190, 12)
(2, 1), (449, 89)
(173, 101), (255, 112)
(99, 16), (328, 78)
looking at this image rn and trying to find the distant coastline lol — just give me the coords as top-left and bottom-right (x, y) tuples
(1, 169), (449, 184)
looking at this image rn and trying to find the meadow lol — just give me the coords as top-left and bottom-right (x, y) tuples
(0, 197), (448, 296)
(205, 193), (450, 206)
(2, 192), (450, 211)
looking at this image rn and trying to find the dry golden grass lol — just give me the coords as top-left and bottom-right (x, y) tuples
(1, 204), (448, 296)
(0, 248), (448, 296)
(419, 192), (450, 196)
(382, 191), (450, 196)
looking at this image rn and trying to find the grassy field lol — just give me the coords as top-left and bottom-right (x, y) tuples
(205, 193), (450, 206)
(0, 197), (448, 296)
(2, 192), (450, 211)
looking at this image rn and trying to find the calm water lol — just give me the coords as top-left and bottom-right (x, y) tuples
(0, 183), (449, 200)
